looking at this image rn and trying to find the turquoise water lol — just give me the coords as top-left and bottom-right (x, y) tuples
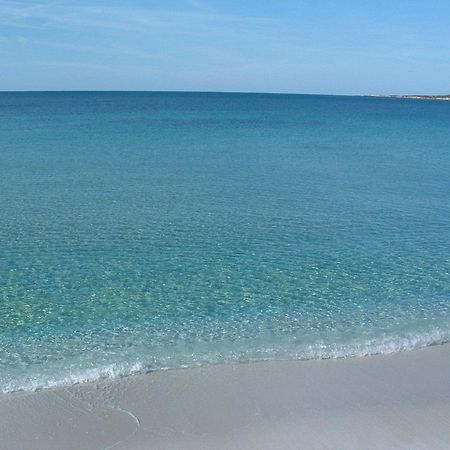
(1, 92), (449, 393)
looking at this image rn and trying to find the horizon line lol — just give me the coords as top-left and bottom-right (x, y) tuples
(0, 89), (399, 97)
(1, 89), (447, 98)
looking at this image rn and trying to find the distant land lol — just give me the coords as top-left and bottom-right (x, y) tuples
(370, 94), (450, 101)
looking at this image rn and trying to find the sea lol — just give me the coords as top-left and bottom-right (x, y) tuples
(1, 92), (449, 393)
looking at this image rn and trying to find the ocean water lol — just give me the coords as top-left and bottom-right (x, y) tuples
(1, 92), (449, 393)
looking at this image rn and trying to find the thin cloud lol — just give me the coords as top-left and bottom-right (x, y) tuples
(0, 0), (273, 33)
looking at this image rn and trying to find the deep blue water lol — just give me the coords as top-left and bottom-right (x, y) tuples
(1, 92), (449, 392)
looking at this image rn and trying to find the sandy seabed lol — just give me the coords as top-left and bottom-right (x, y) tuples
(1, 344), (450, 449)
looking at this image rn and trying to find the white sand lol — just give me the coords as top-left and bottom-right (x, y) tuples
(2, 344), (450, 449)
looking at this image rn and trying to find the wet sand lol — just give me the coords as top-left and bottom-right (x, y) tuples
(1, 344), (450, 449)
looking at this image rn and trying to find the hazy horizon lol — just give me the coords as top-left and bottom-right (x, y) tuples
(1, 90), (449, 96)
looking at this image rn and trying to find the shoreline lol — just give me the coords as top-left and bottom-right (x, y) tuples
(2, 344), (450, 449)
(370, 94), (450, 101)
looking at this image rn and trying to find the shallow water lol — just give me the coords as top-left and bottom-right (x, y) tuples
(1, 92), (449, 392)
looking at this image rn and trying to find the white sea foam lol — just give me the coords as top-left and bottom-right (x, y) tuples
(2, 327), (449, 394)
(1, 361), (144, 394)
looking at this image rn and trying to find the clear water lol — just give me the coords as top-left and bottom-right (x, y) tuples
(1, 92), (449, 393)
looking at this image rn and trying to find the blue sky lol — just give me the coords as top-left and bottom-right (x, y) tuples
(0, 0), (449, 94)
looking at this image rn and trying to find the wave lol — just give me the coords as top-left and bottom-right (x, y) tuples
(2, 326), (450, 394)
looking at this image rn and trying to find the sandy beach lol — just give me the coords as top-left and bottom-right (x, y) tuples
(1, 344), (450, 449)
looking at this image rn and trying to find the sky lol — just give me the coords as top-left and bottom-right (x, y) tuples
(0, 0), (449, 94)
